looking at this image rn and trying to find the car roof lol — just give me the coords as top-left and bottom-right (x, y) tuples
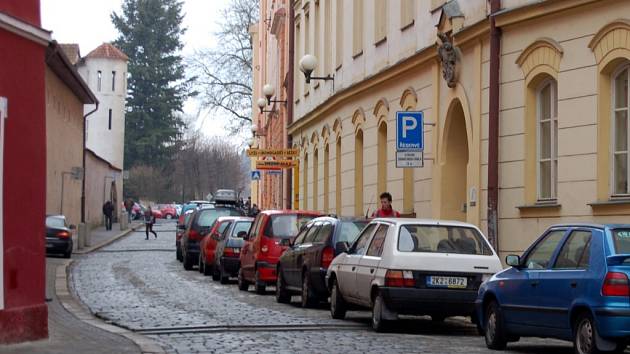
(545, 223), (630, 230)
(310, 216), (372, 223)
(46, 214), (65, 219)
(371, 218), (481, 228)
(261, 209), (323, 216)
(216, 216), (254, 222)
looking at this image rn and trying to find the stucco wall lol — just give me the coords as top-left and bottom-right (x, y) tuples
(85, 151), (123, 228)
(78, 56), (127, 170)
(45, 67), (83, 228)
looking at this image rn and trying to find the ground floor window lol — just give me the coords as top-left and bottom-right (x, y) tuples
(613, 65), (629, 195)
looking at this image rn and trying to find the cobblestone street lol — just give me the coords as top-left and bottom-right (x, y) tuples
(70, 221), (577, 354)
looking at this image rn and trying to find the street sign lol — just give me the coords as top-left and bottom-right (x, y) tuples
(396, 151), (424, 168)
(255, 159), (297, 170)
(396, 111), (424, 151)
(247, 148), (300, 157)
(251, 171), (261, 180)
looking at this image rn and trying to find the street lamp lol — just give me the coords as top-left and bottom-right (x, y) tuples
(299, 54), (334, 85)
(257, 97), (275, 114)
(262, 84), (287, 106)
(251, 124), (258, 135)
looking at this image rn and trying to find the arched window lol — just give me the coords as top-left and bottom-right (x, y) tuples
(313, 147), (319, 210)
(377, 121), (387, 195)
(613, 65), (630, 195)
(303, 152), (309, 209)
(336, 137), (342, 215)
(355, 130), (364, 216)
(537, 79), (558, 200)
(324, 144), (330, 212)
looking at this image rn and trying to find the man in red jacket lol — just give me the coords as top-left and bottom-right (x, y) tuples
(372, 192), (401, 218)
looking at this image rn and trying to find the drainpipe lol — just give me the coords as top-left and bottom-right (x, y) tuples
(286, 0), (295, 209)
(488, 0), (501, 249)
(81, 103), (98, 223)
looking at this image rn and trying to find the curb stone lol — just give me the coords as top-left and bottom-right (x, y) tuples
(57, 255), (166, 354)
(73, 223), (143, 255)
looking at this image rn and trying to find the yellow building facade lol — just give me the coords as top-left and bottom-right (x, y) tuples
(286, 0), (630, 258)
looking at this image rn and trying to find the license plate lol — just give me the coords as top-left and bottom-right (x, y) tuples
(234, 248), (240, 254)
(426, 276), (467, 289)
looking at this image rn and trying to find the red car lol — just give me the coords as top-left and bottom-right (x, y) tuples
(159, 204), (177, 219)
(238, 210), (323, 294)
(199, 216), (238, 277)
(176, 209), (195, 262)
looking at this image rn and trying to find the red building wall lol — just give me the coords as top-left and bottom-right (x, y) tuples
(0, 2), (48, 343)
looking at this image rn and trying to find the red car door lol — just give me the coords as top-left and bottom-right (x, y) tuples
(240, 214), (265, 281)
(206, 220), (232, 264)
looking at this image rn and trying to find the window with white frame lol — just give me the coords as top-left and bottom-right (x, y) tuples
(613, 65), (629, 195)
(537, 79), (558, 200)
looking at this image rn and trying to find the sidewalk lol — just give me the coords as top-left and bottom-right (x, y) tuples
(0, 222), (159, 354)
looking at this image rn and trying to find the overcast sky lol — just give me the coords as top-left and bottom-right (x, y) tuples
(41, 0), (243, 140)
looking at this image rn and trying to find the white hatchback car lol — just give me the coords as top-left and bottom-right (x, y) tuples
(326, 218), (503, 331)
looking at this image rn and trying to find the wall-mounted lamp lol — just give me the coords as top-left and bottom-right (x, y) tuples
(256, 98), (275, 114)
(299, 54), (334, 85)
(251, 122), (266, 137)
(262, 84), (287, 106)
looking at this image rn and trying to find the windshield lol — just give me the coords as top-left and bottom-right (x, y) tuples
(398, 225), (493, 255)
(198, 208), (243, 227)
(232, 221), (252, 237)
(612, 229), (630, 254)
(337, 221), (369, 244)
(265, 214), (317, 239)
(46, 216), (66, 229)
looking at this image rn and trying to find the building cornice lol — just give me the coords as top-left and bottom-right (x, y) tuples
(0, 11), (51, 46)
(288, 44), (438, 135)
(493, 0), (607, 28)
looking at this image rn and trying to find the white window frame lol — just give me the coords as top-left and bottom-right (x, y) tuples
(97, 70), (102, 92)
(611, 64), (630, 197)
(536, 78), (558, 201)
(0, 97), (6, 310)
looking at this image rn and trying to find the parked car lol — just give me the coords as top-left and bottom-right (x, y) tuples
(45, 215), (75, 258)
(180, 205), (245, 270)
(326, 218), (502, 332)
(132, 202), (142, 220)
(181, 200), (213, 215)
(175, 204), (183, 217)
(276, 216), (370, 307)
(199, 216), (237, 277)
(211, 216), (254, 283)
(238, 210), (323, 294)
(158, 204), (177, 219)
(477, 223), (630, 354)
(176, 209), (196, 262)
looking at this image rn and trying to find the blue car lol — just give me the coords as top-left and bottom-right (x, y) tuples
(476, 224), (630, 354)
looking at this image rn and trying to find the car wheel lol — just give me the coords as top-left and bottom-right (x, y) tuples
(212, 264), (221, 281)
(203, 260), (213, 276)
(275, 267), (291, 304)
(183, 251), (193, 271)
(198, 255), (205, 274)
(219, 264), (229, 284)
(330, 278), (347, 320)
(484, 300), (507, 350)
(238, 269), (249, 291)
(301, 272), (317, 308)
(254, 270), (266, 294)
(176, 247), (182, 262)
(573, 312), (620, 354)
(372, 291), (389, 332)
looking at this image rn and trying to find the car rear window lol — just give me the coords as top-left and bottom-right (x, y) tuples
(337, 221), (369, 244)
(398, 225), (493, 255)
(612, 229), (630, 254)
(232, 221), (252, 237)
(46, 216), (65, 229)
(198, 208), (243, 227)
(265, 214), (317, 239)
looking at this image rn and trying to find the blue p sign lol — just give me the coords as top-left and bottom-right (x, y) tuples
(396, 111), (423, 151)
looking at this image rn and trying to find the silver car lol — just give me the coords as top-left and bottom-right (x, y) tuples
(326, 218), (503, 331)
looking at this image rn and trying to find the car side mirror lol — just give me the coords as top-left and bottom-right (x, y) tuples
(506, 255), (521, 268)
(237, 231), (247, 238)
(335, 241), (349, 255)
(69, 224), (76, 230)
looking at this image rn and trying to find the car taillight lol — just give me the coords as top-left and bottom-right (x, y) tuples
(602, 272), (630, 296)
(57, 231), (71, 238)
(224, 247), (239, 257)
(261, 245), (269, 253)
(189, 230), (201, 241)
(384, 270), (415, 287)
(321, 246), (334, 269)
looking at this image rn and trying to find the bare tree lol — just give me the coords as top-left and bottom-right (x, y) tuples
(190, 0), (259, 132)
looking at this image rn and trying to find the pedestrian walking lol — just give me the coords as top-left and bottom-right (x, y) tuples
(144, 208), (157, 240)
(249, 203), (260, 217)
(124, 198), (134, 223)
(371, 192), (401, 218)
(102, 200), (114, 230)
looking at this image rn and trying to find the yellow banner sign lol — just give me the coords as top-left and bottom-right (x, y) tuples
(255, 159), (297, 169)
(247, 148), (300, 157)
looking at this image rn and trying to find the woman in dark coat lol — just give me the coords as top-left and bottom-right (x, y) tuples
(144, 207), (157, 240)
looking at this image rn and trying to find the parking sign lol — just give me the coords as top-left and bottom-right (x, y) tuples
(396, 111), (423, 151)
